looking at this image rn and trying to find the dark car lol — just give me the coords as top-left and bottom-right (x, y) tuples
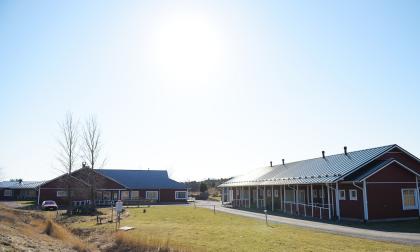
(41, 200), (58, 211)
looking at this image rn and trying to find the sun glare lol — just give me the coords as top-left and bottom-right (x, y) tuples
(151, 12), (225, 84)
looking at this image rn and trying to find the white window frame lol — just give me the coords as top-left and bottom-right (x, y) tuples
(175, 191), (187, 200)
(146, 191), (159, 200)
(4, 189), (12, 197)
(56, 190), (68, 197)
(274, 189), (279, 198)
(349, 189), (357, 201)
(401, 189), (418, 210)
(130, 190), (140, 200)
(339, 190), (346, 200)
(121, 191), (130, 200)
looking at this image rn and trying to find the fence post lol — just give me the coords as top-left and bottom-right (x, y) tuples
(214, 205), (216, 214)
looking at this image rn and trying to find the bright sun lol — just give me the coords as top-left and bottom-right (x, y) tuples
(151, 11), (225, 84)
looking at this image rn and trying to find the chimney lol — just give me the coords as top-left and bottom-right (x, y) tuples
(270, 161), (273, 167)
(282, 159), (285, 165)
(344, 146), (348, 155)
(322, 151), (325, 159)
(82, 162), (87, 168)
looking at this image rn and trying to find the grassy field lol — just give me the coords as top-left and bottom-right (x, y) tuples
(70, 206), (420, 252)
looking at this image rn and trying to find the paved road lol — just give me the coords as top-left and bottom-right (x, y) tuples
(194, 200), (420, 245)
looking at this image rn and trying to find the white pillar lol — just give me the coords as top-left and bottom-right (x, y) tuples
(37, 187), (41, 205)
(283, 185), (286, 212)
(311, 184), (314, 217)
(248, 186), (251, 208)
(416, 177), (420, 217)
(296, 185), (299, 215)
(271, 186), (274, 211)
(335, 182), (340, 220)
(321, 185), (324, 207)
(363, 180), (369, 221)
(263, 186), (266, 209)
(256, 186), (259, 209)
(327, 183), (331, 220)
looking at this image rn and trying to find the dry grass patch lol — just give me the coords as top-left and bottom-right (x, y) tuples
(106, 232), (190, 252)
(43, 219), (92, 252)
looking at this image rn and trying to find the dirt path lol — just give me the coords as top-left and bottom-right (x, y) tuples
(194, 200), (420, 245)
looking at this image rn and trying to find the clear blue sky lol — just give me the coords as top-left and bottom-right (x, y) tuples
(0, 0), (419, 182)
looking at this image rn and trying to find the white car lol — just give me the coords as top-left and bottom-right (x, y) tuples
(41, 200), (58, 211)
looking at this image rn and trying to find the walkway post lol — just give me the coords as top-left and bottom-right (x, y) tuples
(311, 184), (314, 217)
(264, 209), (268, 226)
(327, 183), (331, 220)
(335, 182), (340, 220)
(271, 185), (274, 211)
(256, 186), (259, 209)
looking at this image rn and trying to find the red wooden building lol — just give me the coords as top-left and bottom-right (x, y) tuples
(38, 167), (187, 206)
(219, 144), (420, 221)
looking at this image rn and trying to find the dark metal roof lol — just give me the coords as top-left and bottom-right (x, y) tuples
(220, 144), (396, 187)
(96, 169), (186, 190)
(0, 181), (44, 189)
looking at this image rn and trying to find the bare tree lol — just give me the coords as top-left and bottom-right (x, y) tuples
(57, 112), (79, 214)
(82, 115), (104, 209)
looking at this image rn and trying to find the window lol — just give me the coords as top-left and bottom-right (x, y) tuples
(349, 190), (357, 201)
(146, 191), (159, 200)
(175, 191), (187, 200)
(252, 189), (257, 200)
(4, 190), (12, 197)
(298, 190), (305, 203)
(402, 189), (418, 210)
(319, 190), (324, 198)
(267, 189), (271, 197)
(313, 190), (318, 198)
(274, 190), (279, 198)
(121, 191), (130, 200)
(103, 191), (111, 200)
(339, 190), (346, 200)
(56, 191), (68, 197)
(96, 191), (103, 200)
(131, 191), (139, 200)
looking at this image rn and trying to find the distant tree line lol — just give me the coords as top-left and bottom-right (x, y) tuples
(185, 178), (231, 193)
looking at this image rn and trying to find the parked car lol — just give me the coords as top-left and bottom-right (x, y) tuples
(41, 200), (58, 211)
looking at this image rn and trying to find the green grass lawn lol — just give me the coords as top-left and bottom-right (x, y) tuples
(71, 206), (419, 252)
